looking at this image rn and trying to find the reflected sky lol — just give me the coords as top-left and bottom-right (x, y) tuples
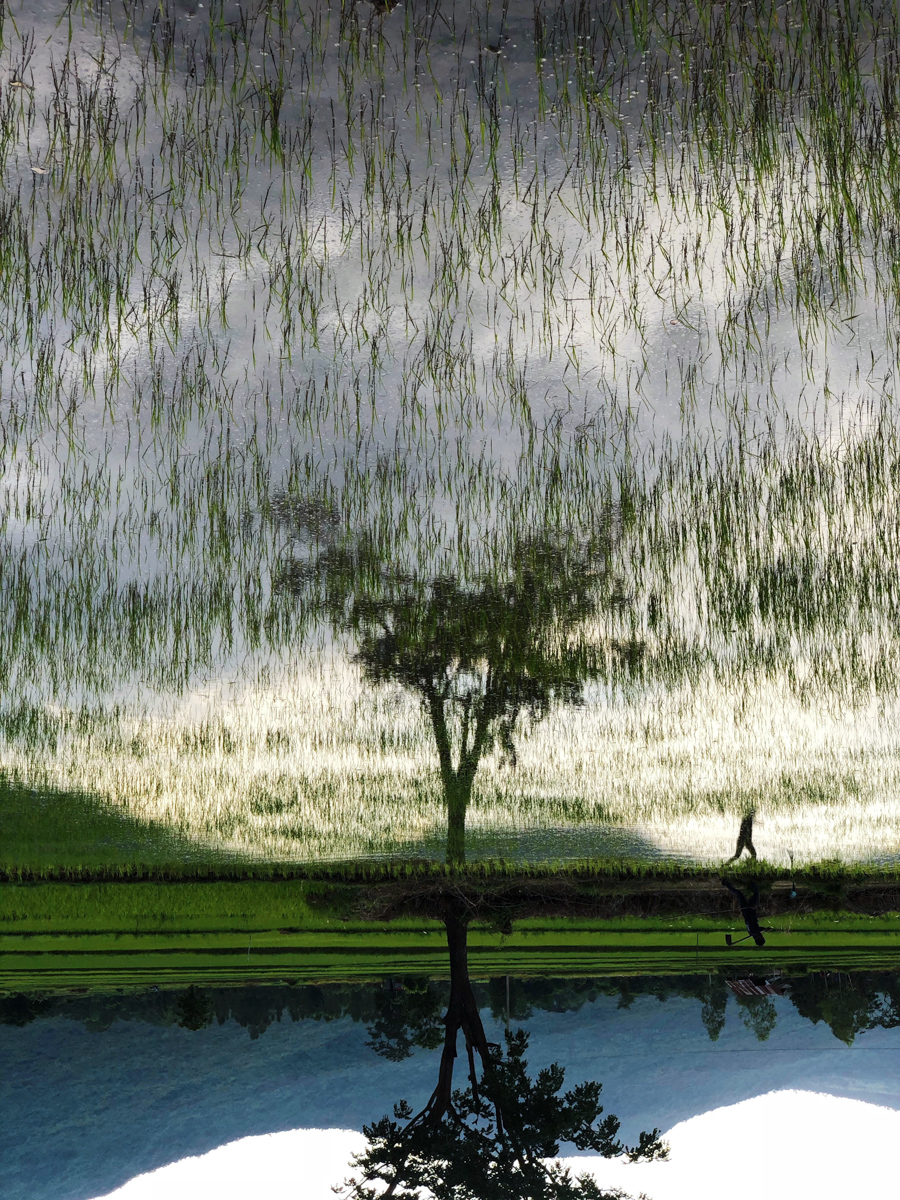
(4, 1), (900, 868)
(3, 975), (899, 1200)
(86, 1094), (898, 1200)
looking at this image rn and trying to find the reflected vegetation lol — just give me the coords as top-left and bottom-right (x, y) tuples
(2, 0), (900, 872)
(277, 524), (641, 867)
(6, 969), (900, 1048)
(9, 426), (900, 868)
(338, 897), (667, 1199)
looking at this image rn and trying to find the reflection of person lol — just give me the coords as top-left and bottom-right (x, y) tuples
(725, 811), (757, 862)
(721, 878), (774, 946)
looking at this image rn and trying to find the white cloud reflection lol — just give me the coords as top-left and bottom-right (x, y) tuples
(91, 1090), (896, 1200)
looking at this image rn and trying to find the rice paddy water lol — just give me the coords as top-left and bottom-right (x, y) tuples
(2, 0), (900, 870)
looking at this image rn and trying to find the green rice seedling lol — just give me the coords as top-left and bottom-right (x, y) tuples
(4, 0), (900, 877)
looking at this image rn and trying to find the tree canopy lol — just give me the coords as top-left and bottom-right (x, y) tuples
(338, 904), (667, 1200)
(281, 530), (642, 865)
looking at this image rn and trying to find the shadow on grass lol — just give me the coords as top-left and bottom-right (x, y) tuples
(0, 776), (240, 876)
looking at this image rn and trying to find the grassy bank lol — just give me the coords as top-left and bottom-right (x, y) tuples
(2, 874), (900, 993)
(3, 921), (900, 995)
(5, 871), (900, 931)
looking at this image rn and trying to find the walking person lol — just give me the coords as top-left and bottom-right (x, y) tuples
(721, 877), (774, 947)
(725, 810), (757, 863)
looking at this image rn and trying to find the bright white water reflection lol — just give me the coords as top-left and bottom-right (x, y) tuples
(9, 655), (900, 868)
(5, 0), (900, 869)
(90, 1092), (896, 1200)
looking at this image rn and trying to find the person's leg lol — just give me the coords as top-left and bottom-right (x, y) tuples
(747, 882), (759, 906)
(736, 815), (752, 854)
(721, 879), (746, 905)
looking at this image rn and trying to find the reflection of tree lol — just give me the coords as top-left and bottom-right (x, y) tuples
(292, 532), (639, 868)
(735, 993), (777, 1042)
(340, 900), (667, 1200)
(175, 985), (213, 1031)
(367, 978), (445, 1062)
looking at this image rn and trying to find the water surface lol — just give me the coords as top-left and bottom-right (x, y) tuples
(3, 0), (900, 867)
(3, 972), (899, 1199)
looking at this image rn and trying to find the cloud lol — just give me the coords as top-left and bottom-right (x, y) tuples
(92, 1128), (366, 1200)
(564, 1089), (898, 1200)
(92, 1090), (898, 1200)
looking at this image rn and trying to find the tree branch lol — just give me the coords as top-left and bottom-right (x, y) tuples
(424, 685), (456, 793)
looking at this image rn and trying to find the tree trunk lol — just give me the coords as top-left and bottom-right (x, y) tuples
(444, 908), (490, 1060)
(445, 775), (471, 870)
(444, 907), (470, 999)
(422, 908), (490, 1128)
(424, 691), (472, 871)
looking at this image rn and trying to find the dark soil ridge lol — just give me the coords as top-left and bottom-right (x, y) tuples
(313, 875), (900, 925)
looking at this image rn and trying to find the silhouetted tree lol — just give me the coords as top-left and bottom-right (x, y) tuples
(698, 977), (729, 1042)
(0, 993), (53, 1027)
(288, 531), (640, 867)
(367, 978), (445, 1062)
(734, 993), (777, 1042)
(175, 985), (213, 1031)
(786, 972), (900, 1045)
(338, 901), (667, 1199)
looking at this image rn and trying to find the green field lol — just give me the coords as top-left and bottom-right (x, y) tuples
(5, 1), (900, 876)
(7, 776), (900, 886)
(0, 778), (247, 878)
(3, 878), (899, 992)
(5, 922), (900, 993)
